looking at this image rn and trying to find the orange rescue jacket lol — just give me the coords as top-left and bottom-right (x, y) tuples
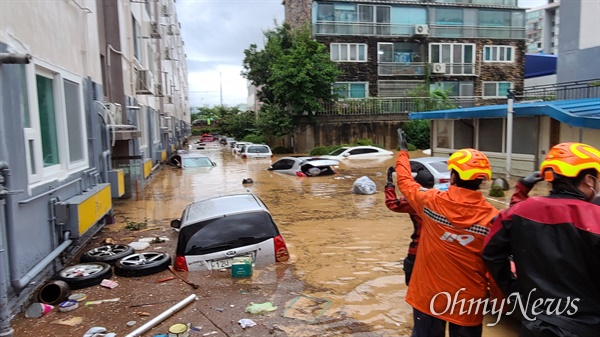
(395, 151), (499, 326)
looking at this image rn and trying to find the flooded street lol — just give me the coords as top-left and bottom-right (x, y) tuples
(10, 139), (525, 336)
(111, 141), (521, 336)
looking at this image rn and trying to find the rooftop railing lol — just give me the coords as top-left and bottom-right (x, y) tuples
(520, 79), (600, 101)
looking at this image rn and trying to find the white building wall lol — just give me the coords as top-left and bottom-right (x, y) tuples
(0, 0), (102, 82)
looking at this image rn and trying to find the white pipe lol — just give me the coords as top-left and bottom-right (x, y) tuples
(124, 294), (197, 337)
(506, 96), (514, 179)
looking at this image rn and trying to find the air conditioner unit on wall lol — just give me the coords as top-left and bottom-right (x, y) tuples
(150, 22), (162, 39)
(432, 63), (447, 74)
(414, 24), (429, 36)
(104, 102), (122, 125)
(136, 69), (155, 95)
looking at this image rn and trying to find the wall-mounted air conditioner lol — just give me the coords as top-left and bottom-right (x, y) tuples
(150, 22), (162, 39)
(104, 102), (123, 125)
(432, 63), (447, 74)
(136, 70), (155, 95)
(414, 24), (429, 36)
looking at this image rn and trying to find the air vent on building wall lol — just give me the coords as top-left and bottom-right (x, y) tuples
(431, 63), (447, 74)
(414, 24), (429, 36)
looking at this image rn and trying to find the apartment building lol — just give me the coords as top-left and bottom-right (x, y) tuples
(0, 1), (189, 335)
(525, 0), (559, 54)
(285, 0), (526, 105)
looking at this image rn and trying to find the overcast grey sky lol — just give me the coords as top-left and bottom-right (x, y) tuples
(177, 0), (548, 108)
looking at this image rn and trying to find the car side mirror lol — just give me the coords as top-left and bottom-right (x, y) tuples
(212, 161), (217, 167)
(170, 219), (181, 229)
(342, 153), (350, 157)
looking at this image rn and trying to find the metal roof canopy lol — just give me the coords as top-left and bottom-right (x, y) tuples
(409, 98), (600, 129)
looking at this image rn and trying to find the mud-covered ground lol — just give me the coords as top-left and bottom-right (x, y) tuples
(10, 139), (546, 337)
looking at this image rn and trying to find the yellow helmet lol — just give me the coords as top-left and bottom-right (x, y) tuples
(540, 142), (600, 181)
(447, 148), (492, 181)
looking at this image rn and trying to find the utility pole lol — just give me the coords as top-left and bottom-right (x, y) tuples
(219, 72), (223, 106)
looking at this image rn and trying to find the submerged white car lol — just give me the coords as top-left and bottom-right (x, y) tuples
(171, 194), (290, 272)
(321, 146), (394, 160)
(268, 156), (339, 177)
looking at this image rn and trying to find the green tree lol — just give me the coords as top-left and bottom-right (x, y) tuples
(256, 103), (294, 147)
(269, 25), (341, 115)
(221, 112), (257, 140)
(241, 22), (341, 143)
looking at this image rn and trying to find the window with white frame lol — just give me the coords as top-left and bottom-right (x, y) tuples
(330, 43), (367, 62)
(24, 62), (88, 184)
(483, 81), (513, 98)
(333, 82), (368, 98)
(429, 43), (475, 75)
(484, 46), (514, 62)
(133, 16), (142, 62)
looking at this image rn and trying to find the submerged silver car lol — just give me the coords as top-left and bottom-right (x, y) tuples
(171, 194), (290, 272)
(268, 156), (339, 177)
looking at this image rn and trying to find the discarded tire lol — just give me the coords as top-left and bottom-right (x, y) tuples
(114, 252), (171, 277)
(80, 244), (135, 264)
(56, 262), (112, 290)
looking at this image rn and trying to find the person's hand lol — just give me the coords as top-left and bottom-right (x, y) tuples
(386, 166), (395, 188)
(397, 128), (408, 151)
(520, 171), (542, 188)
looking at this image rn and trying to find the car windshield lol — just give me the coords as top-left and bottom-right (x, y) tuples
(429, 161), (448, 173)
(328, 148), (347, 156)
(179, 212), (279, 255)
(247, 146), (269, 154)
(182, 157), (213, 168)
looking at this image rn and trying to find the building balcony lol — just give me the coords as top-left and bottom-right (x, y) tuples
(318, 97), (477, 116)
(431, 0), (518, 6)
(378, 62), (427, 76)
(313, 22), (525, 40)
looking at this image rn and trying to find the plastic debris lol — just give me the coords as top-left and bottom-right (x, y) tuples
(100, 279), (118, 289)
(58, 300), (78, 312)
(238, 318), (257, 329)
(351, 176), (377, 195)
(203, 332), (218, 336)
(83, 327), (107, 337)
(245, 302), (278, 314)
(129, 241), (150, 250)
(85, 297), (120, 306)
(25, 303), (53, 318)
(215, 308), (224, 312)
(52, 316), (83, 326)
(127, 321), (137, 327)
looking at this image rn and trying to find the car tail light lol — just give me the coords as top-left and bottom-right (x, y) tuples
(174, 255), (188, 272)
(439, 178), (450, 183)
(296, 171), (307, 177)
(273, 235), (290, 262)
(241, 154), (247, 159)
(271, 154), (274, 158)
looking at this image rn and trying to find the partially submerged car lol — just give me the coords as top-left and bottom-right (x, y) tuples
(409, 157), (450, 184)
(268, 156), (339, 177)
(200, 134), (215, 142)
(321, 146), (393, 160)
(169, 151), (217, 169)
(171, 194), (290, 272)
(240, 144), (273, 160)
(232, 142), (253, 155)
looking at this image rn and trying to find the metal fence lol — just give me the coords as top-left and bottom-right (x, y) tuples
(520, 79), (600, 101)
(317, 97), (477, 116)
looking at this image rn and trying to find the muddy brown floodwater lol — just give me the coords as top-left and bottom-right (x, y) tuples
(10, 138), (537, 337)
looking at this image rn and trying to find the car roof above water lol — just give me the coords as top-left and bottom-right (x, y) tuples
(182, 194), (269, 226)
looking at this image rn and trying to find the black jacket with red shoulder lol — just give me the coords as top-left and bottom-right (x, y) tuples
(384, 186), (420, 256)
(483, 191), (600, 336)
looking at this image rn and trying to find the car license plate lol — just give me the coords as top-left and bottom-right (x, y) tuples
(210, 259), (232, 269)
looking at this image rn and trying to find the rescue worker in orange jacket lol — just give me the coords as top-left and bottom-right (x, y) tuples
(384, 166), (435, 286)
(395, 129), (498, 337)
(483, 142), (600, 337)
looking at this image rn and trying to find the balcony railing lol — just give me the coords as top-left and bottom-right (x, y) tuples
(317, 97), (477, 116)
(432, 0), (518, 6)
(378, 62), (427, 76)
(520, 79), (600, 101)
(429, 25), (525, 39)
(313, 22), (526, 39)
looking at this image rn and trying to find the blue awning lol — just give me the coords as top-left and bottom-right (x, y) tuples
(409, 98), (600, 129)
